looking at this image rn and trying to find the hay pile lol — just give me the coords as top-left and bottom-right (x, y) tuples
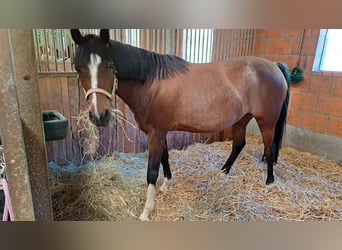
(76, 109), (137, 159)
(50, 133), (342, 221)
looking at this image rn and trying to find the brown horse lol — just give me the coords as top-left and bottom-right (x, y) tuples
(71, 29), (290, 221)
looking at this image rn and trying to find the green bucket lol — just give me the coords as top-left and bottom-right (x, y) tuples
(290, 65), (303, 83)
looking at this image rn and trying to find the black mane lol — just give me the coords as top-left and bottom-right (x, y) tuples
(74, 34), (189, 82)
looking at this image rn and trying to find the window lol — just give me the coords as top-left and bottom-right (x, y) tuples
(182, 29), (214, 63)
(313, 29), (342, 72)
(123, 29), (140, 47)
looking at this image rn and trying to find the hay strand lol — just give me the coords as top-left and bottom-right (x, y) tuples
(74, 108), (137, 159)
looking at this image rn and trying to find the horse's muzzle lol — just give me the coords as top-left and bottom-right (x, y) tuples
(89, 109), (111, 127)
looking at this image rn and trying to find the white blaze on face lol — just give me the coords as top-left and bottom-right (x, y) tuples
(88, 53), (102, 118)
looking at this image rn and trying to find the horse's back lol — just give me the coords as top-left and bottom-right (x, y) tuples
(145, 56), (288, 133)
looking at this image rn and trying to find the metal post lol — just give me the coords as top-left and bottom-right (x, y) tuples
(0, 29), (35, 220)
(0, 29), (53, 220)
(9, 29), (53, 220)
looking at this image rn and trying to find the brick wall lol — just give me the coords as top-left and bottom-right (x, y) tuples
(252, 29), (342, 138)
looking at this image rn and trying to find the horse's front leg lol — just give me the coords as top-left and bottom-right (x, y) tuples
(160, 139), (172, 193)
(139, 130), (166, 221)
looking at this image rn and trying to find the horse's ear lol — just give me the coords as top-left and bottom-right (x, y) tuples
(70, 29), (84, 45)
(100, 29), (110, 44)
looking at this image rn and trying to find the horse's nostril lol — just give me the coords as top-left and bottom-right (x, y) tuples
(89, 112), (100, 126)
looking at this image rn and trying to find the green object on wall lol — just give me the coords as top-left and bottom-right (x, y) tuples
(290, 65), (303, 83)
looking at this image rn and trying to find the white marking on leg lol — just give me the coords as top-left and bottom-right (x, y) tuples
(88, 53), (102, 118)
(160, 177), (171, 193)
(139, 184), (156, 221)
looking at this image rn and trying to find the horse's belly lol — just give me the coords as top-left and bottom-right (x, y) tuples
(174, 118), (234, 133)
(171, 102), (242, 133)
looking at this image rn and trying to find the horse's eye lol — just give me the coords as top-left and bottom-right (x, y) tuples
(74, 66), (81, 72)
(108, 62), (114, 69)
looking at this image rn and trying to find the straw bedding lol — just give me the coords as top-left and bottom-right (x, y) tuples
(49, 133), (342, 221)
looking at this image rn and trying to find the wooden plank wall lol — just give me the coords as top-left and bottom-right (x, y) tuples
(38, 74), (229, 165)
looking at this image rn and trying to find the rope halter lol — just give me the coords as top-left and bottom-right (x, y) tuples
(85, 88), (113, 100)
(83, 69), (118, 101)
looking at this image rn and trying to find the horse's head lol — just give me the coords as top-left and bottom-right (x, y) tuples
(71, 29), (116, 127)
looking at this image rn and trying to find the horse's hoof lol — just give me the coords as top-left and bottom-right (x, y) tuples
(160, 178), (171, 193)
(139, 214), (150, 221)
(265, 176), (274, 185)
(221, 166), (231, 174)
(160, 184), (168, 193)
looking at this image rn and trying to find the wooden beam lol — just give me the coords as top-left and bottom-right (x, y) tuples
(9, 29), (53, 220)
(0, 29), (35, 221)
(0, 29), (53, 220)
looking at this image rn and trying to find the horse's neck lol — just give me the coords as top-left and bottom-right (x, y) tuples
(115, 80), (149, 114)
(110, 42), (153, 83)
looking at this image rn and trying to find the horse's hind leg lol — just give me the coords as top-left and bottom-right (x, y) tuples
(160, 139), (172, 193)
(256, 120), (276, 185)
(139, 131), (166, 221)
(222, 114), (252, 174)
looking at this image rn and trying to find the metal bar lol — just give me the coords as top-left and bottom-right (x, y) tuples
(207, 29), (212, 62)
(59, 29), (65, 72)
(140, 29), (144, 49)
(52, 30), (58, 71)
(191, 29), (195, 62)
(43, 29), (50, 71)
(222, 30), (227, 61)
(241, 29), (246, 56)
(32, 29), (41, 72)
(236, 29), (241, 57)
(233, 30), (238, 58)
(176, 29), (180, 57)
(36, 30), (43, 72)
(169, 29), (174, 55)
(189, 29), (192, 61)
(145, 29), (150, 50)
(0, 29), (36, 221)
(185, 29), (190, 61)
(215, 30), (219, 61)
(166, 29), (171, 54)
(245, 29), (249, 55)
(243, 29), (248, 56)
(248, 29), (254, 56)
(113, 29), (117, 41)
(228, 29), (232, 59)
(194, 29), (199, 63)
(152, 29), (156, 52)
(161, 29), (165, 54)
(68, 29), (75, 68)
(219, 29), (223, 61)
(199, 29), (204, 63)
(155, 29), (159, 52)
(224, 29), (227, 60)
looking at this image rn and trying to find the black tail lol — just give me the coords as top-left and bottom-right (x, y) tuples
(273, 62), (291, 163)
